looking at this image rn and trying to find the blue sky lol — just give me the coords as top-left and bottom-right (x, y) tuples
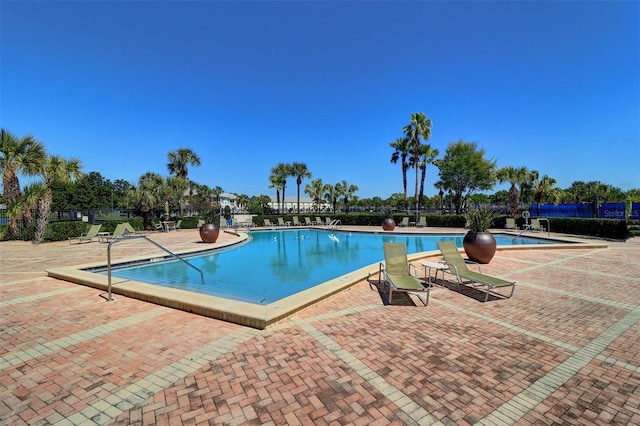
(2, 0), (639, 199)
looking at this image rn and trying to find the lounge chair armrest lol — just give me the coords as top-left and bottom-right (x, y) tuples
(409, 263), (419, 278)
(463, 259), (482, 273)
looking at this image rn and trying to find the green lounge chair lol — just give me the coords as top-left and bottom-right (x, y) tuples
(263, 218), (274, 227)
(531, 218), (545, 232)
(398, 217), (409, 227)
(436, 241), (515, 302)
(100, 222), (135, 243)
(70, 224), (102, 244)
(417, 216), (427, 228)
(292, 216), (301, 226)
(304, 217), (313, 226)
(315, 217), (322, 226)
(376, 242), (430, 306)
(277, 217), (286, 227)
(505, 218), (517, 230)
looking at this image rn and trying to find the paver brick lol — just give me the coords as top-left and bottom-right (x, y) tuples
(2, 232), (639, 425)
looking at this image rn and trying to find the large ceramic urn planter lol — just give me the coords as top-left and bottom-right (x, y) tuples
(463, 231), (496, 264)
(199, 223), (220, 243)
(382, 218), (396, 231)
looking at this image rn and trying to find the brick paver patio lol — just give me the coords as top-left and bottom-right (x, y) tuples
(1, 227), (639, 425)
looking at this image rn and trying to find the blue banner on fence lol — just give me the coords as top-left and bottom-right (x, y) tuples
(535, 203), (594, 218)
(533, 202), (640, 220)
(599, 203), (640, 220)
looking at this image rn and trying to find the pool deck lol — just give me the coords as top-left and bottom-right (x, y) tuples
(1, 226), (639, 425)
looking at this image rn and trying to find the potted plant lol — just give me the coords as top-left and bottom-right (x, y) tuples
(199, 210), (220, 243)
(463, 206), (498, 264)
(381, 209), (395, 231)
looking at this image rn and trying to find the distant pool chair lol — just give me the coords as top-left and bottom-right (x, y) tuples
(69, 224), (102, 244)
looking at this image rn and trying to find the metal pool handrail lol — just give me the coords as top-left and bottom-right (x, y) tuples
(106, 234), (204, 301)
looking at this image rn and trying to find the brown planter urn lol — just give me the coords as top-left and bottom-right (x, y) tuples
(199, 223), (220, 243)
(382, 218), (396, 231)
(463, 231), (497, 264)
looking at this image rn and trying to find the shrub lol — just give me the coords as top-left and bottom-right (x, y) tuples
(180, 216), (200, 229)
(45, 221), (89, 242)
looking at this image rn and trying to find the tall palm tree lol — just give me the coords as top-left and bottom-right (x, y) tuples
(167, 147), (201, 178)
(305, 178), (325, 213)
(533, 174), (557, 216)
(212, 186), (224, 205)
(32, 155), (83, 244)
(336, 180), (359, 214)
(402, 112), (432, 214)
(290, 162), (312, 213)
(0, 129), (46, 237)
(270, 163), (289, 213)
(389, 137), (412, 211)
(324, 183), (340, 214)
(415, 144), (439, 212)
(268, 174), (284, 213)
(497, 166), (528, 216)
(167, 148), (201, 215)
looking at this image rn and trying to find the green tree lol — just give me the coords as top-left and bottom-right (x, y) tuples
(435, 139), (496, 214)
(32, 155), (84, 243)
(69, 171), (113, 211)
(126, 172), (164, 228)
(496, 166), (528, 216)
(402, 112), (432, 213)
(290, 162), (312, 213)
(389, 136), (412, 211)
(414, 144), (439, 212)
(167, 147), (201, 215)
(335, 180), (359, 214)
(490, 190), (510, 208)
(269, 163), (289, 213)
(112, 179), (134, 209)
(250, 194), (272, 215)
(324, 183), (340, 214)
(0, 129), (46, 236)
(236, 194), (250, 212)
(305, 178), (325, 213)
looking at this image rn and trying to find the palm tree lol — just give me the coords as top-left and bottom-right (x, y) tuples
(324, 183), (340, 214)
(167, 147), (201, 178)
(290, 162), (312, 213)
(402, 112), (432, 215)
(32, 155), (83, 244)
(167, 148), (201, 215)
(497, 166), (528, 216)
(415, 144), (439, 212)
(268, 174), (284, 213)
(129, 172), (164, 227)
(305, 178), (325, 213)
(533, 174), (557, 216)
(269, 163), (289, 213)
(212, 186), (224, 206)
(389, 137), (412, 211)
(165, 175), (187, 217)
(0, 129), (46, 237)
(236, 194), (250, 212)
(336, 180), (359, 214)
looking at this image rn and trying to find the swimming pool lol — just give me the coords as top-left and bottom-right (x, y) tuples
(105, 229), (553, 305)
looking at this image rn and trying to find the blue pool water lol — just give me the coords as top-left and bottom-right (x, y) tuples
(105, 230), (553, 305)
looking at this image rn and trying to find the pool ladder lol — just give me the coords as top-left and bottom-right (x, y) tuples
(106, 234), (204, 301)
(327, 219), (341, 230)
